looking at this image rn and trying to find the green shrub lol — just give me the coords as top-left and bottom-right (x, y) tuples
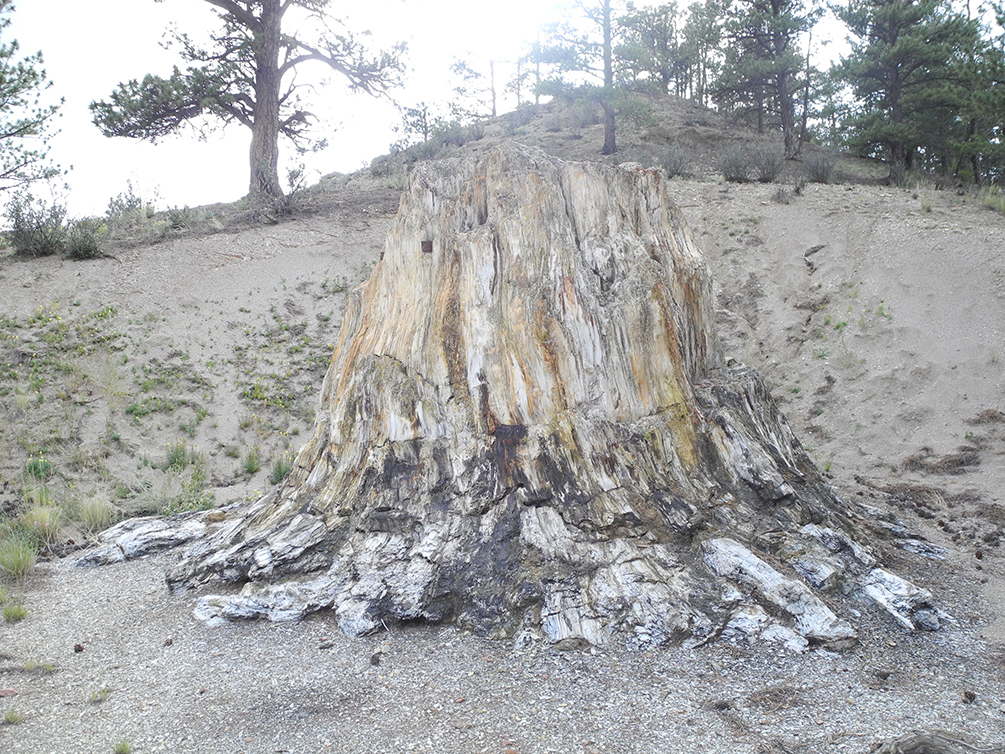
(401, 139), (448, 163)
(243, 445), (262, 475)
(749, 144), (785, 183)
(106, 181), (154, 229)
(3, 601), (27, 623)
(369, 153), (401, 177)
(543, 113), (563, 132)
(805, 152), (837, 184)
(464, 122), (485, 141)
(715, 143), (751, 183)
(507, 103), (539, 130)
(164, 439), (190, 471)
(3, 709), (25, 724)
(66, 218), (105, 260)
(161, 492), (214, 516)
(660, 143), (692, 178)
(160, 464), (214, 515)
(568, 102), (600, 129)
(113, 742), (132, 754)
(79, 495), (116, 534)
(434, 121), (468, 147)
(617, 96), (656, 128)
(25, 455), (53, 480)
(269, 452), (294, 485)
(167, 206), (193, 230)
(4, 191), (67, 257)
(0, 535), (37, 580)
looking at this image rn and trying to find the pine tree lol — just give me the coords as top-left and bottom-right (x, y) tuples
(834, 0), (976, 184)
(91, 0), (404, 202)
(538, 0), (621, 155)
(681, 0), (723, 107)
(0, 0), (62, 192)
(948, 12), (1005, 184)
(716, 0), (818, 158)
(617, 3), (686, 96)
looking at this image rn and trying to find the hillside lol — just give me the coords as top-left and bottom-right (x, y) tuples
(1, 96), (1004, 753)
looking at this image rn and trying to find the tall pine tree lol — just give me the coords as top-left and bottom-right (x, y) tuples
(92, 0), (404, 202)
(0, 0), (62, 192)
(538, 0), (621, 155)
(834, 0), (976, 183)
(716, 0), (817, 158)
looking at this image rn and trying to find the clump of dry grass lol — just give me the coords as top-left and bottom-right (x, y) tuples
(979, 186), (1005, 214)
(902, 446), (981, 475)
(20, 497), (64, 550)
(967, 408), (1004, 425)
(79, 494), (117, 534)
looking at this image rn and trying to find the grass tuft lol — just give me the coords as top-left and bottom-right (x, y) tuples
(243, 445), (262, 475)
(79, 495), (117, 534)
(90, 686), (111, 703)
(4, 601), (27, 623)
(979, 185), (1005, 214)
(20, 503), (63, 550)
(0, 535), (37, 581)
(269, 452), (294, 485)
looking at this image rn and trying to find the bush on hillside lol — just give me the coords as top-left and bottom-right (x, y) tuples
(805, 152), (837, 184)
(715, 143), (751, 183)
(713, 143), (785, 184)
(660, 143), (692, 178)
(105, 181), (156, 231)
(4, 191), (67, 257)
(749, 144), (785, 183)
(66, 218), (104, 260)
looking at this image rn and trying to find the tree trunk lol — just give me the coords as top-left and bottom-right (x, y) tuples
(968, 118), (981, 185)
(157, 144), (942, 648)
(888, 76), (907, 185)
(779, 70), (796, 159)
(890, 142), (908, 185)
(602, 102), (617, 155)
(490, 60), (497, 118)
(601, 0), (617, 156)
(249, 0), (284, 202)
(798, 29), (812, 152)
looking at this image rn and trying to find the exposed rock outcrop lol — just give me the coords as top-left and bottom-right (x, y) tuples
(90, 144), (940, 647)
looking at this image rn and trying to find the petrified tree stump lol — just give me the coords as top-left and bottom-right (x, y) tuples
(158, 143), (938, 648)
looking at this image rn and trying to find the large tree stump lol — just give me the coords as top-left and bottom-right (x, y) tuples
(161, 144), (939, 648)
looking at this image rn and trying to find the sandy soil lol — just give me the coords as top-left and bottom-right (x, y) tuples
(1, 104), (1004, 752)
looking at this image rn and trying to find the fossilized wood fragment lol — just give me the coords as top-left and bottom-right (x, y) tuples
(75, 515), (207, 567)
(136, 144), (941, 647)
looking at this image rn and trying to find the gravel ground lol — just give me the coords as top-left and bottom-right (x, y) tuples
(2, 549), (1004, 754)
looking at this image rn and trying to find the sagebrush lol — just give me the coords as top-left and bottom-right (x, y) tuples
(4, 191), (67, 257)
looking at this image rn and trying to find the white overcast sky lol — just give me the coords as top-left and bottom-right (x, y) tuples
(11, 0), (844, 217)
